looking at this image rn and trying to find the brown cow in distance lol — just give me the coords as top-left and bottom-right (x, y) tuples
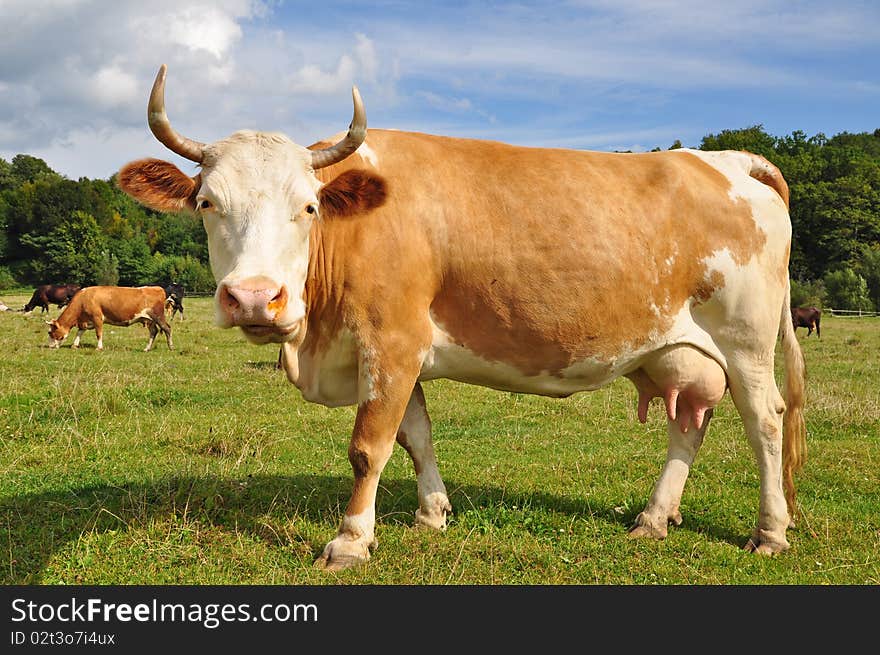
(791, 306), (821, 338)
(46, 286), (173, 351)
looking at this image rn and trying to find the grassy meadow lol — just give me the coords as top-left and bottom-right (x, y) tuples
(0, 291), (877, 585)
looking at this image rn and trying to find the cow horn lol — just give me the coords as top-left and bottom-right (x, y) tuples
(310, 86), (367, 170)
(148, 64), (205, 163)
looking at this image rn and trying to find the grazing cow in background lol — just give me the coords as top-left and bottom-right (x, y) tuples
(118, 64), (806, 571)
(163, 282), (185, 321)
(46, 285), (173, 352)
(23, 283), (81, 313)
(791, 306), (821, 338)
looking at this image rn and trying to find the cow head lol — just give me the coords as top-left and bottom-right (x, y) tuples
(117, 65), (369, 345)
(46, 320), (67, 348)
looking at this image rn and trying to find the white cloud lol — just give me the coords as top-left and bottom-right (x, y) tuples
(90, 65), (139, 108)
(288, 55), (356, 95)
(0, 1), (875, 180)
(417, 91), (473, 113)
(137, 6), (244, 60)
(355, 33), (378, 84)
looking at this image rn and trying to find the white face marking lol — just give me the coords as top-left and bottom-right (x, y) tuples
(198, 132), (320, 332)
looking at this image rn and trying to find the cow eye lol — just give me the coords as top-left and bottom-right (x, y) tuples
(306, 204), (317, 215)
(198, 199), (213, 211)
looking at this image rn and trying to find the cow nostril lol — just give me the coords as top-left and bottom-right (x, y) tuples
(268, 285), (288, 311)
(219, 284), (240, 311)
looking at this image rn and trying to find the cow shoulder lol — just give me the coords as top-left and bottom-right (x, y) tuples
(118, 158), (200, 213)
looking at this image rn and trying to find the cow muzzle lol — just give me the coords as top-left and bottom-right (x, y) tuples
(218, 277), (300, 341)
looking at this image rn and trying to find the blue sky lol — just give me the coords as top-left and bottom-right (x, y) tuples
(0, 0), (877, 180)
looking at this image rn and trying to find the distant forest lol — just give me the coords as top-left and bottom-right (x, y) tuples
(1, 124), (879, 308)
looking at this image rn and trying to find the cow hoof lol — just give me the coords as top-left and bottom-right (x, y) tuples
(71, 344), (79, 349)
(743, 529), (790, 555)
(628, 512), (669, 540)
(314, 536), (374, 571)
(415, 493), (452, 530)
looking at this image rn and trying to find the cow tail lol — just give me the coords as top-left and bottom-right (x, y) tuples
(779, 278), (807, 521)
(745, 152), (790, 209)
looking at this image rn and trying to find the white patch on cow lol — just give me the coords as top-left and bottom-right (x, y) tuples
(359, 344), (382, 405)
(340, 507), (375, 542)
(677, 149), (785, 231)
(421, 313), (632, 396)
(416, 346), (434, 372)
(356, 141), (379, 168)
(294, 327), (359, 407)
(324, 132), (379, 169)
(700, 246), (785, 341)
(702, 247), (739, 281)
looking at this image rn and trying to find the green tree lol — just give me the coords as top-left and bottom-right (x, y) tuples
(111, 233), (155, 286)
(151, 253), (215, 293)
(823, 267), (874, 311)
(19, 210), (108, 284)
(699, 124), (778, 159)
(853, 245), (880, 311)
(94, 250), (120, 286)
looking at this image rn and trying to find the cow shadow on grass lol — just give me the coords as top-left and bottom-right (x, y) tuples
(0, 473), (745, 583)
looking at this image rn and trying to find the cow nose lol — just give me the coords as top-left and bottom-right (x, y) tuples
(219, 277), (288, 326)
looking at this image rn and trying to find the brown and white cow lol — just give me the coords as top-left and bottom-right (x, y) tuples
(118, 65), (806, 571)
(46, 285), (173, 352)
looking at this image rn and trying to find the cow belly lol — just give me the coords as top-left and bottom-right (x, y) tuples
(103, 308), (154, 327)
(419, 305), (727, 398)
(418, 341), (619, 396)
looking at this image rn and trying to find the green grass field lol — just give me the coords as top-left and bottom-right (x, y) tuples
(0, 292), (877, 584)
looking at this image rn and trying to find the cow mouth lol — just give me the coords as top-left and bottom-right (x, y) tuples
(239, 322), (301, 343)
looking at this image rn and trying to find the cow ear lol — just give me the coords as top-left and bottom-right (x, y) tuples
(318, 169), (387, 220)
(117, 158), (200, 213)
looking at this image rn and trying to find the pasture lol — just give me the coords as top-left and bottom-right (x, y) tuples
(0, 293), (877, 584)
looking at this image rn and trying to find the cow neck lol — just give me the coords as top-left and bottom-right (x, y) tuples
(305, 219), (343, 321)
(54, 294), (82, 328)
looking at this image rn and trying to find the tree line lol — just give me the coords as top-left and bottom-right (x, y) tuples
(1, 124), (879, 308)
(0, 156), (214, 293)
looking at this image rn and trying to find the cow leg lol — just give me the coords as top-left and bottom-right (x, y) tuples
(395, 383), (452, 530)
(726, 361), (791, 554)
(155, 315), (173, 350)
(147, 313), (174, 350)
(93, 317), (105, 351)
(315, 355), (422, 572)
(144, 322), (159, 351)
(71, 328), (85, 349)
(630, 409), (713, 539)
